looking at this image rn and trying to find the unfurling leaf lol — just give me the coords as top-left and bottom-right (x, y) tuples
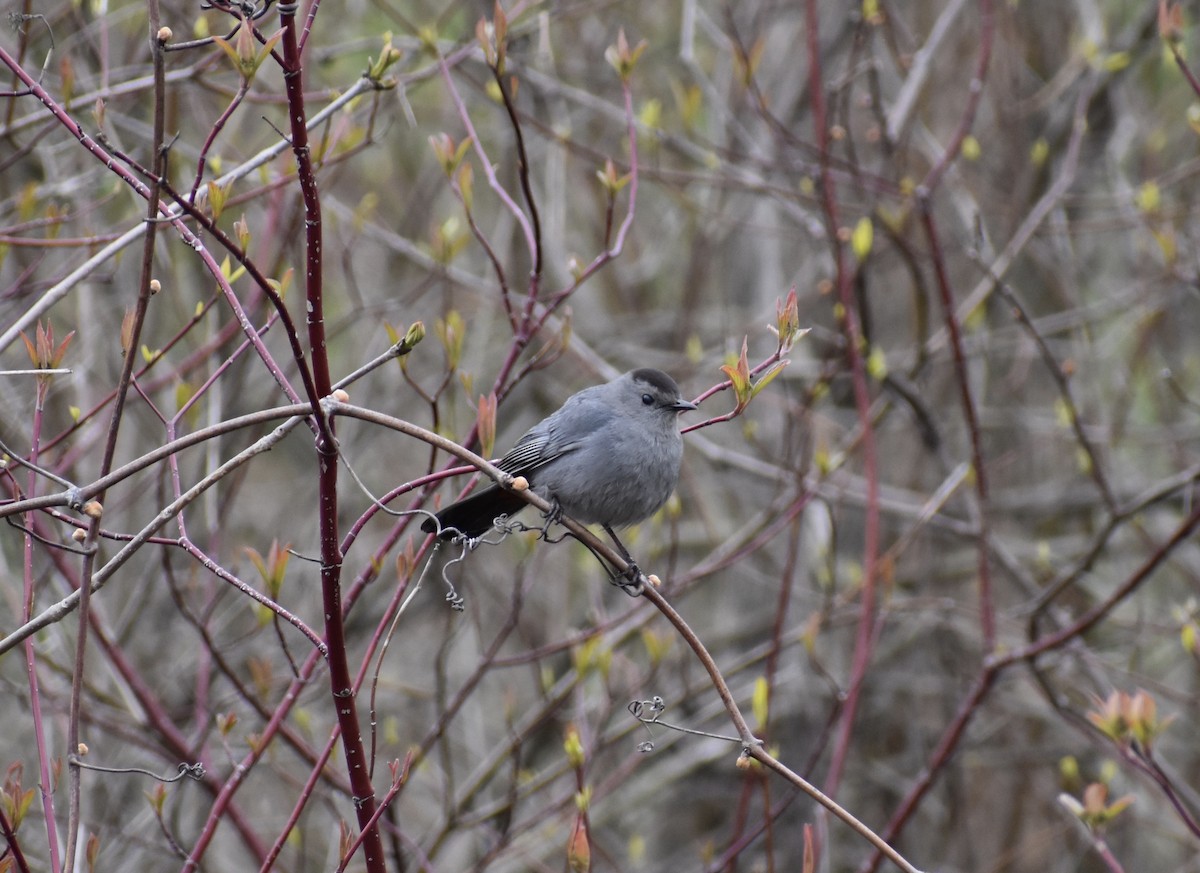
(1062, 781), (1135, 830)
(752, 676), (769, 730)
(429, 133), (472, 176)
(212, 18), (285, 80)
(563, 724), (585, 769)
(605, 28), (647, 82)
(719, 337), (752, 413)
(851, 216), (874, 262)
(245, 539), (291, 599)
(638, 98), (662, 130)
(567, 812), (591, 872)
(768, 287), (802, 353)
(1030, 137), (1049, 168)
(207, 181), (227, 220)
(1182, 620), (1198, 653)
(85, 832), (100, 873)
(475, 3), (508, 72)
(457, 162), (474, 211)
(216, 711), (238, 737)
(595, 158), (631, 195)
(120, 308), (137, 357)
(431, 216), (468, 264)
(144, 784), (167, 816)
(476, 391), (497, 460)
(20, 320), (75, 372)
(367, 31), (404, 83)
(1136, 180), (1161, 214)
(436, 311), (466, 369)
(866, 345), (888, 381)
(1159, 1), (1185, 45)
(233, 214), (251, 250)
(803, 823), (817, 873)
(750, 359), (789, 400)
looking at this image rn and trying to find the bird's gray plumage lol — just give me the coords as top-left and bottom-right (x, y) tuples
(424, 368), (695, 539)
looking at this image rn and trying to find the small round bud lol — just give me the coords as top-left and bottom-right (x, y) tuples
(157, 26), (173, 43)
(72, 528), (87, 542)
(82, 500), (103, 519)
(331, 388), (350, 403)
(646, 573), (662, 588)
(509, 476), (529, 492)
(735, 753), (754, 770)
(77, 742), (89, 756)
(149, 279), (161, 294)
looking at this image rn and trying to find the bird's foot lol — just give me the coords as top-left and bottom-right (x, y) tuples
(608, 560), (644, 597)
(537, 500), (566, 541)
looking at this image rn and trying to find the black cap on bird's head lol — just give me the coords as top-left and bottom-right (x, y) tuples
(629, 368), (697, 413)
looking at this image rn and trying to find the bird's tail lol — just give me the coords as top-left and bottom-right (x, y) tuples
(421, 485), (529, 539)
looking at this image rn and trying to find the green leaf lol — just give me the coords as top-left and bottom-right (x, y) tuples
(750, 359), (789, 399)
(851, 216), (873, 262)
(866, 346), (888, 381)
(720, 337), (752, 412)
(752, 676), (769, 729)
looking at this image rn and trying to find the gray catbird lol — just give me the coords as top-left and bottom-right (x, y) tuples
(422, 368), (696, 540)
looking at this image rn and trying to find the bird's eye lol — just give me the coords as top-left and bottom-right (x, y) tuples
(641, 393), (654, 406)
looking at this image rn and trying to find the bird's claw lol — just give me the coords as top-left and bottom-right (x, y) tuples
(609, 561), (644, 596)
(541, 499), (563, 528)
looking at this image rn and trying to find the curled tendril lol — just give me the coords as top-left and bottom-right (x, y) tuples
(69, 757), (206, 783)
(627, 695), (756, 751)
(628, 696), (666, 721)
(628, 696), (667, 752)
(438, 541), (475, 611)
(200, 0), (274, 21)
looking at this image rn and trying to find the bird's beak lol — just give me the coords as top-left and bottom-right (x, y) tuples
(673, 399), (698, 412)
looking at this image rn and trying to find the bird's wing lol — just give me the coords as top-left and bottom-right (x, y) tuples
(496, 429), (556, 475)
(495, 393), (609, 475)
